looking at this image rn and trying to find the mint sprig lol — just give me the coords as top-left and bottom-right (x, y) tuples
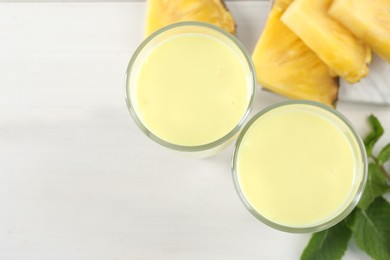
(301, 115), (390, 260)
(301, 221), (352, 260)
(378, 143), (390, 165)
(358, 163), (390, 210)
(351, 197), (390, 260)
(364, 115), (384, 157)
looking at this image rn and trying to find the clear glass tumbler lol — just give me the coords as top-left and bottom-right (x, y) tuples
(232, 100), (368, 233)
(125, 22), (256, 157)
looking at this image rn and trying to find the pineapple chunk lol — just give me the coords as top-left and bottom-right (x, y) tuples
(281, 0), (371, 83)
(329, 0), (390, 62)
(145, 0), (236, 36)
(252, 0), (339, 107)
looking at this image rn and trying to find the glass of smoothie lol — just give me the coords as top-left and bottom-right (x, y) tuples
(232, 101), (368, 233)
(125, 22), (255, 156)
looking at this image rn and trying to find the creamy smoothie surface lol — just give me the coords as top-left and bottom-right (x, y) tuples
(236, 105), (362, 227)
(133, 33), (250, 146)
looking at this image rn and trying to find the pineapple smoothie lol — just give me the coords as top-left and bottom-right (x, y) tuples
(126, 22), (255, 153)
(233, 102), (367, 232)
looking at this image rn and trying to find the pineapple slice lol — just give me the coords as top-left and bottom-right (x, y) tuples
(145, 0), (236, 36)
(281, 0), (371, 83)
(329, 0), (390, 62)
(252, 0), (339, 107)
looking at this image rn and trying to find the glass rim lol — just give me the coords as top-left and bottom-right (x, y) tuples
(124, 21), (256, 152)
(231, 100), (368, 233)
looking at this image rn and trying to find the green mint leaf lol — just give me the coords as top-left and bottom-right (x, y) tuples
(343, 209), (357, 230)
(378, 143), (390, 164)
(364, 115), (384, 157)
(351, 197), (390, 260)
(301, 221), (351, 260)
(358, 163), (390, 210)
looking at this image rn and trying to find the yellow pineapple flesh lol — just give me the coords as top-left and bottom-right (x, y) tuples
(329, 0), (390, 63)
(145, 0), (236, 36)
(281, 0), (371, 83)
(252, 0), (339, 107)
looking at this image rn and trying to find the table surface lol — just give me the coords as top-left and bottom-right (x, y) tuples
(1, 1), (389, 259)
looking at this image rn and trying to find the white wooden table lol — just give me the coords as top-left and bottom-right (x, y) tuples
(1, 1), (389, 259)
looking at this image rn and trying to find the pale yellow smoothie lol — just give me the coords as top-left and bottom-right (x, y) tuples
(127, 23), (254, 149)
(233, 102), (366, 231)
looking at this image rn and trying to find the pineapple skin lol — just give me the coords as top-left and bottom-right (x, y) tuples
(329, 0), (390, 63)
(252, 0), (339, 107)
(281, 0), (371, 83)
(145, 0), (236, 36)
